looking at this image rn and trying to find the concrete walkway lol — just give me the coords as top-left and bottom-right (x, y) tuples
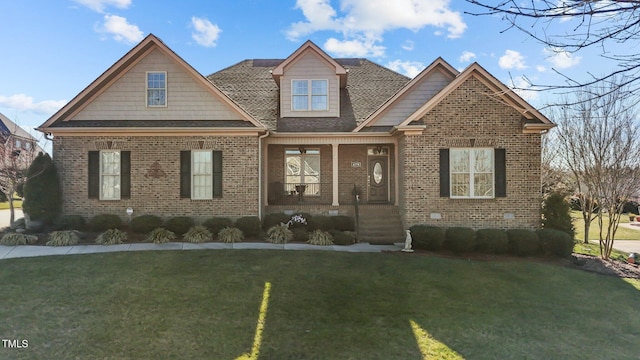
(0, 241), (405, 260)
(0, 208), (23, 228)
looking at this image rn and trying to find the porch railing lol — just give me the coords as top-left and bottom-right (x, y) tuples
(267, 182), (360, 205)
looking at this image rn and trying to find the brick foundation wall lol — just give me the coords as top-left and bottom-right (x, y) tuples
(53, 135), (260, 222)
(400, 77), (542, 230)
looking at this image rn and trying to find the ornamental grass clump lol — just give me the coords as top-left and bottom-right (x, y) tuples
(266, 224), (293, 244)
(145, 228), (176, 244)
(1, 233), (38, 246)
(307, 229), (334, 246)
(46, 230), (80, 246)
(183, 226), (213, 243)
(218, 227), (244, 243)
(95, 229), (127, 245)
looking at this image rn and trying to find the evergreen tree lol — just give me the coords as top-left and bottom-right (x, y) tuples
(22, 153), (62, 224)
(542, 192), (575, 238)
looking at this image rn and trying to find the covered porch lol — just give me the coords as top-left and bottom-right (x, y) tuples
(263, 134), (398, 213)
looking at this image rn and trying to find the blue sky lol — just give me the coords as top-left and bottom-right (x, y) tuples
(0, 0), (613, 151)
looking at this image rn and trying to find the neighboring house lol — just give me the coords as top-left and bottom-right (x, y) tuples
(38, 34), (554, 241)
(1, 112), (41, 155)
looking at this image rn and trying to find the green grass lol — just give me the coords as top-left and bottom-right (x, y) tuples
(1, 251), (639, 359)
(572, 211), (640, 241)
(0, 200), (22, 210)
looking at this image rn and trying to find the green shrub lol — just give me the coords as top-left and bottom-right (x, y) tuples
(46, 231), (80, 246)
(329, 230), (356, 245)
(331, 215), (355, 231)
(89, 214), (122, 232)
(476, 229), (509, 254)
(537, 228), (575, 258)
(235, 216), (262, 238)
(308, 216), (332, 231)
(409, 225), (445, 251)
(291, 228), (309, 242)
(130, 215), (163, 234)
(202, 217), (233, 238)
(22, 152), (62, 224)
(507, 229), (540, 257)
(307, 229), (334, 246)
(145, 228), (176, 244)
(183, 226), (213, 243)
(1, 233), (38, 245)
(53, 215), (86, 231)
(95, 229), (127, 245)
(262, 213), (290, 230)
(218, 227), (244, 243)
(542, 192), (575, 237)
(266, 224), (293, 244)
(445, 227), (477, 253)
(10, 218), (25, 230)
(164, 216), (195, 236)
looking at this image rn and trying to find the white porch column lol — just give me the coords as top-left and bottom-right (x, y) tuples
(332, 142), (339, 206)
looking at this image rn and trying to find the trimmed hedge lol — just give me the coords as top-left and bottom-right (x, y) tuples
(409, 225), (445, 251)
(507, 229), (540, 257)
(130, 215), (163, 234)
(331, 216), (355, 231)
(476, 229), (509, 254)
(537, 228), (575, 258)
(329, 230), (356, 245)
(202, 217), (233, 239)
(445, 227), (477, 253)
(308, 216), (332, 231)
(53, 215), (86, 231)
(89, 214), (122, 232)
(291, 228), (309, 242)
(235, 216), (262, 238)
(262, 213), (291, 230)
(164, 217), (195, 236)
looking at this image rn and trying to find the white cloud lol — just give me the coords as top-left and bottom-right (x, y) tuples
(536, 65), (546, 72)
(286, 0), (467, 57)
(191, 17), (222, 47)
(543, 47), (581, 69)
(459, 51), (476, 63)
(99, 15), (143, 44)
(324, 37), (385, 57)
(499, 50), (527, 70)
(401, 40), (414, 51)
(72, 0), (131, 13)
(0, 94), (66, 115)
(386, 60), (425, 78)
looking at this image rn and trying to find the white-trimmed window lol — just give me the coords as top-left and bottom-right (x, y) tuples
(292, 80), (327, 111)
(146, 71), (167, 107)
(450, 148), (494, 198)
(192, 150), (213, 200)
(285, 149), (320, 196)
(100, 151), (121, 200)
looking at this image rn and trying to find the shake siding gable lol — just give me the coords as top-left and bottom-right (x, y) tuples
(70, 49), (244, 122)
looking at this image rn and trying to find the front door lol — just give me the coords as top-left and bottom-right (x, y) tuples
(368, 156), (388, 203)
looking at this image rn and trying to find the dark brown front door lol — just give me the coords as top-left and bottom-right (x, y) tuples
(368, 156), (388, 203)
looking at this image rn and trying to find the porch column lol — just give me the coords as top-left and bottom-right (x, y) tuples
(332, 142), (339, 206)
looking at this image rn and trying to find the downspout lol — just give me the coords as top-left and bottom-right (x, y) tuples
(258, 130), (270, 219)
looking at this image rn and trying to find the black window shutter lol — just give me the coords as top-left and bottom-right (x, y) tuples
(88, 151), (99, 199)
(495, 148), (507, 197)
(180, 151), (191, 198)
(213, 151), (223, 198)
(121, 151), (131, 199)
(439, 149), (450, 197)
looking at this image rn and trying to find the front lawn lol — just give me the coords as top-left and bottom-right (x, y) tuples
(572, 211), (640, 242)
(1, 250), (639, 359)
(0, 200), (22, 210)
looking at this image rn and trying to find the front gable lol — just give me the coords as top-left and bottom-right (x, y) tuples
(39, 34), (265, 135)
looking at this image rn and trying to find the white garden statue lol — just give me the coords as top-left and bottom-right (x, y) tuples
(402, 229), (414, 253)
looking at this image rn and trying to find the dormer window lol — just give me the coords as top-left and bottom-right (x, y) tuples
(146, 72), (167, 107)
(292, 79), (327, 111)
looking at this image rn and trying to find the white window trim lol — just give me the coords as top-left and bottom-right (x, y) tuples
(191, 150), (213, 200)
(291, 79), (328, 112)
(285, 148), (321, 196)
(449, 148), (495, 199)
(146, 71), (167, 108)
(100, 150), (121, 201)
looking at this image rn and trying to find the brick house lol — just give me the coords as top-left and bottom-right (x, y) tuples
(38, 34), (554, 242)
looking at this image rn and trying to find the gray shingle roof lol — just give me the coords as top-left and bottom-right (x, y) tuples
(50, 120), (255, 128)
(207, 58), (409, 132)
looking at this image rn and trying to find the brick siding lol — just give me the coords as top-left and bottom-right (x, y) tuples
(53, 135), (259, 222)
